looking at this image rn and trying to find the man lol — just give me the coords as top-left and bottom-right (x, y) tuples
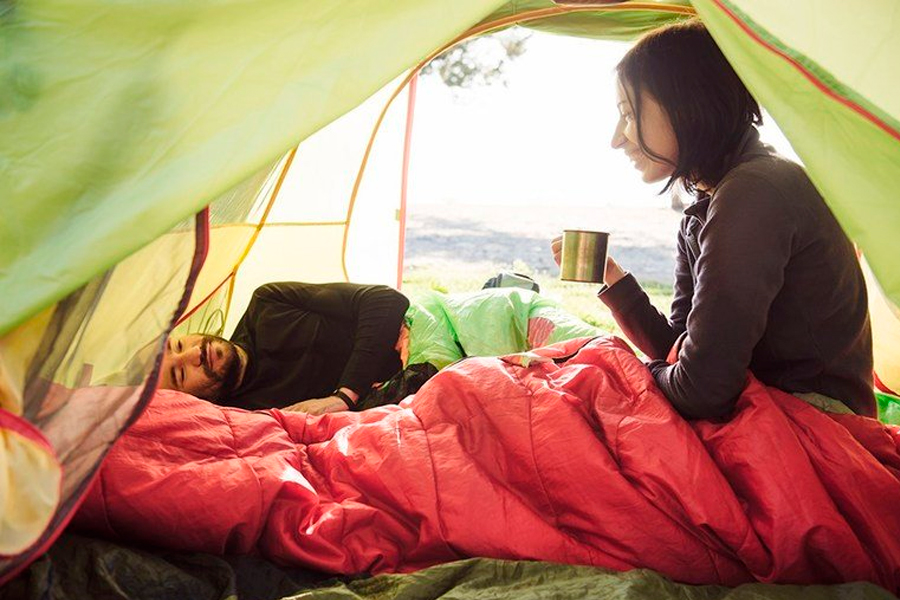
(158, 279), (602, 415)
(157, 282), (409, 415)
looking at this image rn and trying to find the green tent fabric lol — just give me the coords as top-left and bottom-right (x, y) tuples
(4, 0), (899, 334)
(3, 535), (896, 600)
(480, 0), (692, 40)
(0, 0), (507, 336)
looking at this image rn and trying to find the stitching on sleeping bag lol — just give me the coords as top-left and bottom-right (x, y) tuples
(503, 356), (562, 527)
(569, 340), (625, 564)
(97, 466), (119, 539)
(122, 427), (223, 460)
(415, 380), (465, 562)
(607, 347), (632, 470)
(120, 401), (269, 549)
(507, 338), (728, 572)
(221, 406), (268, 548)
(607, 346), (726, 580)
(508, 340), (612, 567)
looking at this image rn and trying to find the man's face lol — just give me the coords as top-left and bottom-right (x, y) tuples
(157, 334), (238, 399)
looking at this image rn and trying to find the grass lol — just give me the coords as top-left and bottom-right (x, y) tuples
(402, 260), (674, 342)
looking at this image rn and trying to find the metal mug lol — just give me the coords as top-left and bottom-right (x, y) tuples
(560, 229), (610, 283)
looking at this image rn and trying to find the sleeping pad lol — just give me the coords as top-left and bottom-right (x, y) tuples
(71, 336), (900, 591)
(404, 287), (602, 369)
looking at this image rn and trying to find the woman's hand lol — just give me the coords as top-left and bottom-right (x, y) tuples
(550, 235), (627, 286)
(550, 235), (564, 266)
(283, 395), (349, 415)
(604, 256), (626, 287)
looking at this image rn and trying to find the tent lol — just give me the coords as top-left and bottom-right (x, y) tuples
(1, 0), (899, 590)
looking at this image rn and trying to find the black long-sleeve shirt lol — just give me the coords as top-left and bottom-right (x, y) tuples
(599, 130), (874, 419)
(221, 282), (409, 410)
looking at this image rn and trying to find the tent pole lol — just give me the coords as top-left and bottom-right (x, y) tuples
(397, 74), (418, 290)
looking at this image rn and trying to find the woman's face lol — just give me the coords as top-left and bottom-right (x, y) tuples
(611, 79), (678, 184)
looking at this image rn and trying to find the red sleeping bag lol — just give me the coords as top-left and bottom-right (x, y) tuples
(72, 336), (900, 590)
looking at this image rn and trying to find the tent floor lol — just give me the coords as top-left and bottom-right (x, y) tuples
(2, 534), (897, 600)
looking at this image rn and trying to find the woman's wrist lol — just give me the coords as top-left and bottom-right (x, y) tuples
(604, 265), (627, 287)
(599, 271), (629, 293)
(603, 256), (627, 288)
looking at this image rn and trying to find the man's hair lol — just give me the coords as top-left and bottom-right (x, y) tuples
(616, 19), (762, 193)
(198, 335), (243, 401)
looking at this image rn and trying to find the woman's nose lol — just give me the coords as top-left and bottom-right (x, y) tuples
(611, 118), (626, 149)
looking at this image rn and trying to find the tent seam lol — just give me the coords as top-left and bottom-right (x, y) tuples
(710, 0), (900, 142)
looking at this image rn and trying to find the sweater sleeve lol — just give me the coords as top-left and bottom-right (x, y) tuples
(598, 220), (694, 359)
(253, 282), (409, 399)
(649, 177), (795, 419)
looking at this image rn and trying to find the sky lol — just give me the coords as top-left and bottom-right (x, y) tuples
(407, 30), (799, 209)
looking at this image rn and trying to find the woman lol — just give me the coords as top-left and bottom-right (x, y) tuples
(554, 19), (874, 419)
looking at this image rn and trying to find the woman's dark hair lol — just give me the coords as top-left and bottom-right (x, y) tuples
(616, 19), (762, 193)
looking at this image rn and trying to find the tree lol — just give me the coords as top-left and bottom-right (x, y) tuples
(420, 29), (531, 89)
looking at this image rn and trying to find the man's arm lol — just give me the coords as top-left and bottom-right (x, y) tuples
(649, 178), (795, 419)
(255, 282), (409, 403)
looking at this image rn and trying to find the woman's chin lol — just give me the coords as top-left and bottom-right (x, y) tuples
(639, 168), (673, 184)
